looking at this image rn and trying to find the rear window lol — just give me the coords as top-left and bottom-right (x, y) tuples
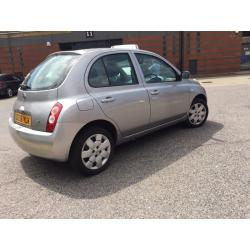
(22, 54), (80, 90)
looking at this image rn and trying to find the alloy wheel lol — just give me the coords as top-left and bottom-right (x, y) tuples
(188, 103), (207, 126)
(81, 133), (111, 170)
(7, 88), (13, 97)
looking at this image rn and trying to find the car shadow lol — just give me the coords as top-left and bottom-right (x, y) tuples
(21, 120), (223, 199)
(0, 95), (15, 100)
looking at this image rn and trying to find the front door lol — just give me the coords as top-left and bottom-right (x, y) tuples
(134, 53), (188, 126)
(86, 52), (150, 137)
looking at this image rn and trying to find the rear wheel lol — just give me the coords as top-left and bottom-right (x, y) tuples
(6, 88), (13, 98)
(185, 98), (208, 128)
(69, 126), (114, 175)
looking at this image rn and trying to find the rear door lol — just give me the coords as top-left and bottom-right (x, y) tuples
(13, 53), (80, 131)
(85, 52), (150, 137)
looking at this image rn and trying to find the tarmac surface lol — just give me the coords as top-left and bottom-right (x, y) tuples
(0, 74), (250, 218)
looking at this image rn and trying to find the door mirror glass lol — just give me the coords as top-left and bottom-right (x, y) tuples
(182, 71), (190, 79)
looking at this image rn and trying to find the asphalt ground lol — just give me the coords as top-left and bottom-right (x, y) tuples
(0, 75), (250, 218)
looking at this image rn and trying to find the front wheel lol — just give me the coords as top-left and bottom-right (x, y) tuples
(69, 127), (114, 175)
(6, 88), (13, 98)
(185, 98), (208, 128)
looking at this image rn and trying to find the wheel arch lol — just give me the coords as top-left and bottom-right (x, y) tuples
(68, 119), (118, 161)
(192, 94), (207, 103)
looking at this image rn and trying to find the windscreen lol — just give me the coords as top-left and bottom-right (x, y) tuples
(22, 54), (80, 90)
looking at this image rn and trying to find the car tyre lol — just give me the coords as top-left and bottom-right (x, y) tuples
(69, 126), (115, 175)
(185, 98), (208, 128)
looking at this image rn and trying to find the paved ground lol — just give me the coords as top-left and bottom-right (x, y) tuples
(0, 74), (250, 218)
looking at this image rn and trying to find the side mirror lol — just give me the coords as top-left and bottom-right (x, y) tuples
(182, 71), (190, 79)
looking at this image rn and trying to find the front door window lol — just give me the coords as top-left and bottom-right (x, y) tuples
(135, 53), (177, 83)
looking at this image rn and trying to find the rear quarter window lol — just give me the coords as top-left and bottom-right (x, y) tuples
(23, 54), (80, 90)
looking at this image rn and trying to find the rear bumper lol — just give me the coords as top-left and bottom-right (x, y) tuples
(8, 117), (75, 162)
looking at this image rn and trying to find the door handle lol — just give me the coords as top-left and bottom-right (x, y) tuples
(101, 96), (115, 103)
(150, 90), (159, 95)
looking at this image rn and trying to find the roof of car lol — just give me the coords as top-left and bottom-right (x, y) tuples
(70, 45), (142, 54)
(0, 73), (20, 78)
(52, 47), (146, 56)
(48, 46), (181, 75)
(0, 73), (10, 77)
(71, 48), (113, 54)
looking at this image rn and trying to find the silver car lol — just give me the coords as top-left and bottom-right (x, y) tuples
(9, 45), (208, 175)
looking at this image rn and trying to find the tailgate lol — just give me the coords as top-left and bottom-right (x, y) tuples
(13, 88), (58, 132)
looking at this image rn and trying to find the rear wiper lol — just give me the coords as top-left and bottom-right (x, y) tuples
(20, 84), (31, 90)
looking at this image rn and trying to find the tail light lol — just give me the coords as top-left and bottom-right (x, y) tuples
(0, 81), (5, 88)
(46, 102), (63, 132)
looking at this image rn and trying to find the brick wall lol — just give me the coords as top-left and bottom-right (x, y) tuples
(123, 35), (163, 54)
(0, 31), (242, 77)
(183, 31), (241, 76)
(0, 43), (59, 76)
(124, 31), (242, 76)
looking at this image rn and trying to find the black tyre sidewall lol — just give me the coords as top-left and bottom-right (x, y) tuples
(69, 127), (114, 175)
(186, 98), (208, 128)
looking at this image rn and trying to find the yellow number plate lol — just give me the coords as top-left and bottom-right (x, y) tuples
(15, 112), (32, 127)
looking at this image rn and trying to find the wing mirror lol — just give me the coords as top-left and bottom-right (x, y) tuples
(182, 71), (190, 79)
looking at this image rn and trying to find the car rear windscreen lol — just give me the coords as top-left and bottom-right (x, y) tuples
(22, 54), (80, 91)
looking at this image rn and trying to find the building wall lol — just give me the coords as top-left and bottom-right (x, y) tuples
(184, 31), (241, 75)
(123, 32), (181, 68)
(241, 36), (250, 70)
(123, 31), (242, 76)
(0, 42), (59, 75)
(0, 31), (242, 77)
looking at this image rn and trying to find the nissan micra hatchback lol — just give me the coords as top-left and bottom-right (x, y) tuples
(9, 45), (208, 175)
